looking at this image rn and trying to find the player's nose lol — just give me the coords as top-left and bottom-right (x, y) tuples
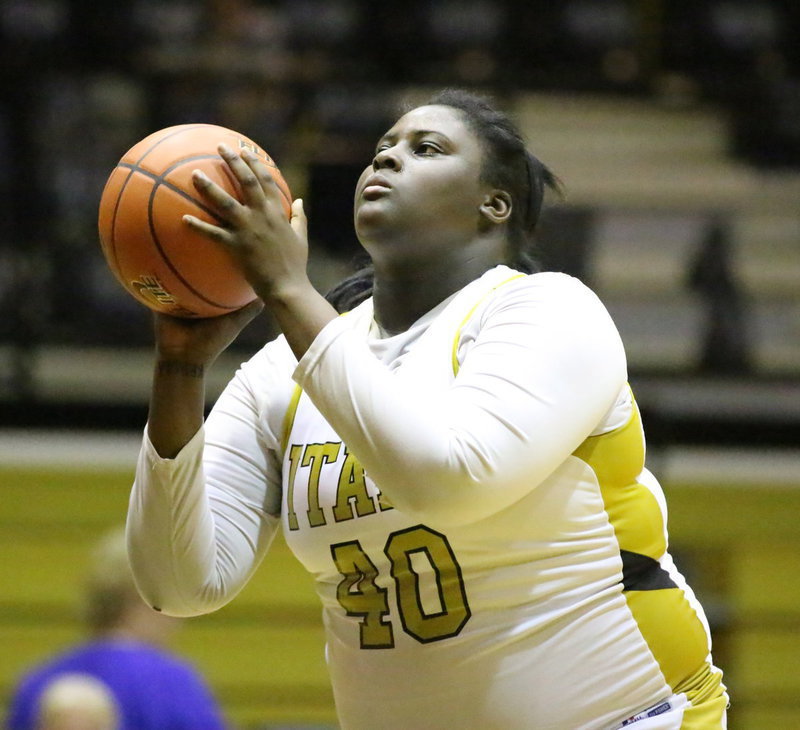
(373, 147), (401, 172)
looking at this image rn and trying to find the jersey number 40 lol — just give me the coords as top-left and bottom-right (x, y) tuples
(331, 525), (471, 649)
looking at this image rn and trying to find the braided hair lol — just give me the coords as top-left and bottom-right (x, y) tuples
(326, 89), (561, 313)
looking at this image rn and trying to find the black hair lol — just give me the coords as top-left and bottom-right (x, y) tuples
(325, 89), (562, 313)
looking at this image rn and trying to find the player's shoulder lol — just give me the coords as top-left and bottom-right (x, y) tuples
(515, 270), (595, 295)
(478, 270), (623, 355)
(491, 270), (608, 315)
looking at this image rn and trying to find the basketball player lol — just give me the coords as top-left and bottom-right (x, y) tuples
(126, 90), (728, 729)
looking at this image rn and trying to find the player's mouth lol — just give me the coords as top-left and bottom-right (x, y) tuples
(361, 174), (392, 200)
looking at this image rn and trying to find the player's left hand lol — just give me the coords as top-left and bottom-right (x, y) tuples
(184, 143), (310, 306)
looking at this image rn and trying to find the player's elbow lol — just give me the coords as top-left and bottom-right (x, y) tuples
(382, 460), (505, 528)
(129, 576), (212, 618)
(383, 437), (555, 528)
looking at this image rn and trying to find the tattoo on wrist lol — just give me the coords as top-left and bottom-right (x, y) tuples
(157, 361), (205, 378)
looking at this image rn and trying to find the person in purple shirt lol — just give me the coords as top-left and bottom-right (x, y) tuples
(7, 528), (226, 730)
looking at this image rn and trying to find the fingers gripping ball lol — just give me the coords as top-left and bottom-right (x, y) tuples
(98, 124), (292, 318)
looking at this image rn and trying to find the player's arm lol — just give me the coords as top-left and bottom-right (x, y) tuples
(129, 338), (289, 617)
(147, 301), (263, 458)
(295, 276), (627, 527)
(130, 302), (290, 616)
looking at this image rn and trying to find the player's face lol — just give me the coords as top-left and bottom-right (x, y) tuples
(354, 105), (490, 264)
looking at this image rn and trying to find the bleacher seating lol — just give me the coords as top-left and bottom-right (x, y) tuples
(512, 92), (800, 376)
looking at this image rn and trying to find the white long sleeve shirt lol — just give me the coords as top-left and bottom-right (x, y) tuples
(127, 266), (726, 729)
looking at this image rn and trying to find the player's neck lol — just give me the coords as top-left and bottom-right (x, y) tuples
(371, 255), (498, 335)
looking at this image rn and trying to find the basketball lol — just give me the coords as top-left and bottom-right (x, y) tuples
(97, 123), (292, 318)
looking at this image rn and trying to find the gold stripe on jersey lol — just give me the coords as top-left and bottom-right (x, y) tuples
(675, 663), (729, 729)
(622, 589), (709, 689)
(281, 383), (304, 453)
(451, 274), (525, 374)
(572, 397), (666, 560)
(572, 396), (725, 717)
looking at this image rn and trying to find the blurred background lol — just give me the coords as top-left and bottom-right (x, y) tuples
(1, 0), (799, 728)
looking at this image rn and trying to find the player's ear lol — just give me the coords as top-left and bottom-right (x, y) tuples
(479, 190), (512, 225)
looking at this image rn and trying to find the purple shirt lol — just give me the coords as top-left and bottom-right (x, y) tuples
(7, 639), (226, 730)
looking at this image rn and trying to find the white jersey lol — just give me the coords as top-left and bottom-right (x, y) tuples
(127, 266), (727, 729)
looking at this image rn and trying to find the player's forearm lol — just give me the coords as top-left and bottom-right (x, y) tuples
(131, 356), (284, 617)
(147, 359), (207, 458)
(260, 282), (338, 361)
(128, 425), (251, 618)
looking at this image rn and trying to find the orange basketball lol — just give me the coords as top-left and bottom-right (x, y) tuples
(97, 123), (292, 318)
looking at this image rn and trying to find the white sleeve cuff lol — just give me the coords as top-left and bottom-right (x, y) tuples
(141, 422), (205, 470)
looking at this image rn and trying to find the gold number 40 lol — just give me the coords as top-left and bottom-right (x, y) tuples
(331, 524), (471, 649)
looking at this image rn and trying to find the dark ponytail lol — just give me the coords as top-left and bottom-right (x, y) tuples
(325, 257), (374, 313)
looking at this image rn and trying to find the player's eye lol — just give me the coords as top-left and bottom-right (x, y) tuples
(416, 141), (441, 155)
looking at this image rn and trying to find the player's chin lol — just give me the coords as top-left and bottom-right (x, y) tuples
(354, 200), (392, 232)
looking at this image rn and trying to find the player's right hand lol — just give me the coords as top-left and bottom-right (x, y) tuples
(153, 298), (264, 367)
